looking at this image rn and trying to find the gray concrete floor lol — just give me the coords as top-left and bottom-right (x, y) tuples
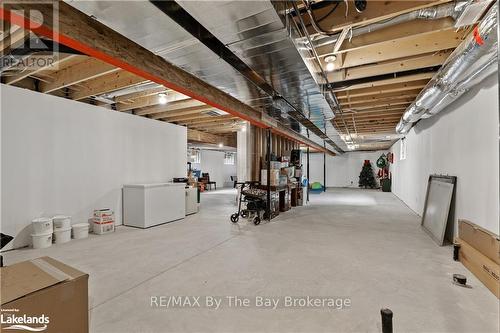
(4, 188), (499, 333)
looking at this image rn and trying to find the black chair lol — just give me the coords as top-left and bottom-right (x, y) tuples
(230, 176), (238, 188)
(202, 173), (216, 190)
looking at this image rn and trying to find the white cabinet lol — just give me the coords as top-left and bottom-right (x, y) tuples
(185, 187), (198, 215)
(123, 183), (185, 228)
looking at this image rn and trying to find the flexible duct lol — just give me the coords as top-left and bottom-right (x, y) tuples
(396, 2), (498, 134)
(301, 1), (469, 49)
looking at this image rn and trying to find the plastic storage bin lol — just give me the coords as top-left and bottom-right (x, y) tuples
(31, 232), (53, 249)
(32, 217), (53, 234)
(72, 223), (90, 239)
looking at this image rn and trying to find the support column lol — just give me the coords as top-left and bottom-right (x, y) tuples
(307, 146), (310, 203)
(323, 142), (326, 192)
(266, 128), (271, 221)
(237, 122), (252, 183)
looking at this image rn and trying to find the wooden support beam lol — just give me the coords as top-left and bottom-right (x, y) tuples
(339, 29), (464, 69)
(115, 86), (165, 103)
(117, 91), (189, 112)
(341, 106), (407, 114)
(317, 17), (456, 57)
(333, 72), (435, 92)
(1, 2), (334, 155)
(340, 92), (420, 106)
(163, 113), (216, 123)
(2, 53), (77, 84)
(180, 116), (239, 126)
(40, 57), (119, 93)
(150, 105), (214, 120)
(136, 99), (205, 116)
(0, 24), (26, 55)
(328, 50), (452, 82)
(187, 128), (236, 147)
(336, 81), (428, 99)
(70, 70), (147, 100)
(342, 100), (412, 110)
(188, 121), (243, 130)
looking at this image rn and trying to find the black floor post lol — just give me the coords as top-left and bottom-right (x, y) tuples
(266, 128), (271, 221)
(381, 308), (393, 333)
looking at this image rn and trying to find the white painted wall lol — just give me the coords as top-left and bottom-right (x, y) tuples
(309, 150), (387, 187)
(1, 85), (187, 249)
(389, 74), (499, 234)
(192, 150), (236, 188)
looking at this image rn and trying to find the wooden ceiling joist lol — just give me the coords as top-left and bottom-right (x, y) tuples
(187, 128), (236, 148)
(114, 86), (166, 103)
(319, 17), (456, 55)
(150, 105), (215, 120)
(328, 50), (452, 82)
(338, 29), (464, 69)
(2, 53), (77, 85)
(136, 99), (205, 116)
(40, 57), (119, 93)
(70, 70), (147, 100)
(332, 72), (436, 92)
(179, 116), (239, 126)
(116, 91), (190, 111)
(340, 92), (420, 106)
(161, 113), (217, 123)
(336, 80), (428, 99)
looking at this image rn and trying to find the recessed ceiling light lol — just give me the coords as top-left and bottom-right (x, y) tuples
(158, 93), (168, 105)
(324, 55), (337, 63)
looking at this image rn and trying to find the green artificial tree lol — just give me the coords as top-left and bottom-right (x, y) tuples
(358, 160), (377, 189)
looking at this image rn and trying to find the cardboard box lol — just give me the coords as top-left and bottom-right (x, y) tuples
(1, 257), (89, 333)
(456, 238), (499, 298)
(261, 169), (279, 186)
(458, 219), (500, 264)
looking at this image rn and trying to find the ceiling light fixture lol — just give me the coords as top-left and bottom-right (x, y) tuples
(241, 126), (246, 132)
(218, 143), (223, 148)
(324, 55), (337, 72)
(158, 93), (168, 105)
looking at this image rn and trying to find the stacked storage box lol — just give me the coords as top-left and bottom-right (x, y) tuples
(92, 209), (115, 234)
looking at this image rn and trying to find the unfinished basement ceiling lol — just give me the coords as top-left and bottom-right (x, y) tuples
(65, 0), (345, 152)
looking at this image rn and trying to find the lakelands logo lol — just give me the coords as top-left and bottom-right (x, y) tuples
(0, 312), (49, 332)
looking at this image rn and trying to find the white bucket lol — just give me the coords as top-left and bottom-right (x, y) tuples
(32, 217), (53, 235)
(72, 223), (89, 239)
(31, 232), (53, 249)
(53, 215), (71, 230)
(53, 227), (71, 244)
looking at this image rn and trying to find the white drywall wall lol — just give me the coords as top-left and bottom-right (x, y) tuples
(1, 85), (187, 249)
(389, 74), (499, 234)
(309, 150), (387, 187)
(192, 150), (236, 188)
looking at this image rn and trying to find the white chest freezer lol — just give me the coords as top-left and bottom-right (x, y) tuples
(123, 183), (186, 228)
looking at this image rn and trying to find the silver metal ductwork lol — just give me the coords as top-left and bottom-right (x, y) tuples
(301, 1), (469, 49)
(396, 2), (498, 134)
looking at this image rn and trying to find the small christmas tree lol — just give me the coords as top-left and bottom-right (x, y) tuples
(358, 160), (376, 188)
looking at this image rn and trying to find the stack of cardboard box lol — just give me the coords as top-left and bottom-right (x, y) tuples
(455, 219), (499, 298)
